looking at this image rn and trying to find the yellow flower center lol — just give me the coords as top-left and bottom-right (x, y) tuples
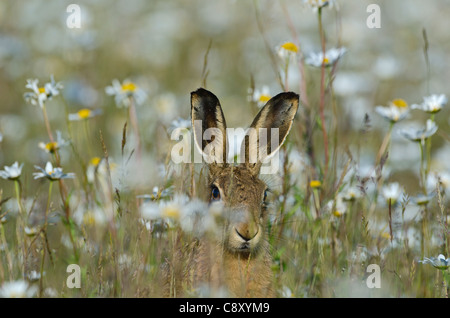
(281, 42), (299, 53)
(45, 142), (58, 153)
(161, 205), (180, 219)
(121, 82), (137, 92)
(392, 98), (408, 108)
(333, 211), (343, 217)
(90, 157), (101, 166)
(83, 213), (96, 226)
(258, 94), (271, 103)
(381, 232), (391, 240)
(310, 180), (322, 188)
(78, 109), (92, 119)
(323, 57), (330, 64)
(38, 87), (46, 94)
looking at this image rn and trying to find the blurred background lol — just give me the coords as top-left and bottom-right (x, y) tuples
(0, 0), (449, 297)
(0, 0), (449, 190)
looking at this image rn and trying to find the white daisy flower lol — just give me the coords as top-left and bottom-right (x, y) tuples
(280, 286), (294, 298)
(24, 75), (63, 108)
(0, 161), (23, 180)
(342, 185), (362, 201)
(420, 254), (450, 270)
(81, 207), (107, 227)
(0, 280), (38, 298)
(381, 182), (403, 205)
(169, 117), (191, 133)
(412, 94), (447, 114)
(249, 86), (272, 108)
(375, 98), (410, 123)
(38, 130), (69, 154)
(326, 196), (347, 217)
(68, 108), (102, 121)
(33, 161), (75, 181)
(27, 270), (43, 282)
(277, 42), (299, 63)
(154, 93), (178, 122)
(427, 172), (450, 193)
(399, 119), (438, 143)
(303, 0), (336, 11)
(411, 193), (435, 206)
(305, 47), (346, 68)
(24, 226), (40, 237)
(85, 157), (102, 184)
(140, 201), (161, 220)
(105, 79), (147, 108)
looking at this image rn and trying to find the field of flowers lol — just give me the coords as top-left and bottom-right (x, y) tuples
(0, 0), (449, 298)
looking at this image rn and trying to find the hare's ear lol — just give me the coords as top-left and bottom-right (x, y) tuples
(191, 88), (228, 165)
(240, 92), (299, 174)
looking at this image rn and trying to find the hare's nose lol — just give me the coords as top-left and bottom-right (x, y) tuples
(235, 223), (258, 241)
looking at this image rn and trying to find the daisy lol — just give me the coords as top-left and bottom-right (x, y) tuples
(305, 47), (346, 68)
(24, 226), (40, 237)
(68, 108), (102, 121)
(412, 94), (447, 114)
(169, 117), (191, 133)
(33, 161), (75, 181)
(381, 182), (403, 205)
(399, 119), (438, 143)
(277, 42), (299, 63)
(86, 156), (102, 183)
(249, 86), (272, 108)
(420, 254), (450, 270)
(0, 162), (23, 180)
(105, 79), (147, 108)
(326, 196), (347, 217)
(0, 280), (37, 298)
(342, 185), (362, 201)
(38, 130), (69, 154)
(23, 75), (63, 108)
(375, 98), (409, 123)
(303, 0), (336, 11)
(427, 172), (450, 193)
(411, 193), (435, 206)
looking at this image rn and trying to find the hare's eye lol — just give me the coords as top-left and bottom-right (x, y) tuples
(263, 190), (268, 202)
(211, 186), (221, 201)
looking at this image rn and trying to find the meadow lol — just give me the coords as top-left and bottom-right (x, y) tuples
(0, 0), (449, 298)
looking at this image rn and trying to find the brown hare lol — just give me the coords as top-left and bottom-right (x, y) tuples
(163, 88), (299, 297)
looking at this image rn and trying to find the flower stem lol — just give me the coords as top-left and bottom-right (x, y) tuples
(317, 7), (329, 179)
(41, 104), (54, 143)
(128, 96), (142, 163)
(425, 114), (435, 180)
(14, 180), (27, 277)
(39, 180), (53, 297)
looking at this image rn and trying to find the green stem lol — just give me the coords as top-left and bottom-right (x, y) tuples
(317, 7), (329, 179)
(425, 114), (435, 178)
(419, 141), (427, 195)
(39, 181), (53, 297)
(0, 223), (13, 280)
(14, 180), (27, 277)
(128, 96), (141, 163)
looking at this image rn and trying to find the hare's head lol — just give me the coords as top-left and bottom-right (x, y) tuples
(191, 88), (299, 255)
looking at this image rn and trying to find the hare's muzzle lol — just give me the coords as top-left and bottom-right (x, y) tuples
(235, 221), (259, 242)
(226, 209), (262, 252)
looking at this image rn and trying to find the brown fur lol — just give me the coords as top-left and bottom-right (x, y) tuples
(161, 88), (299, 298)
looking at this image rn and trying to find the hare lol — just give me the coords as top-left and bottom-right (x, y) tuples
(163, 88), (299, 297)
